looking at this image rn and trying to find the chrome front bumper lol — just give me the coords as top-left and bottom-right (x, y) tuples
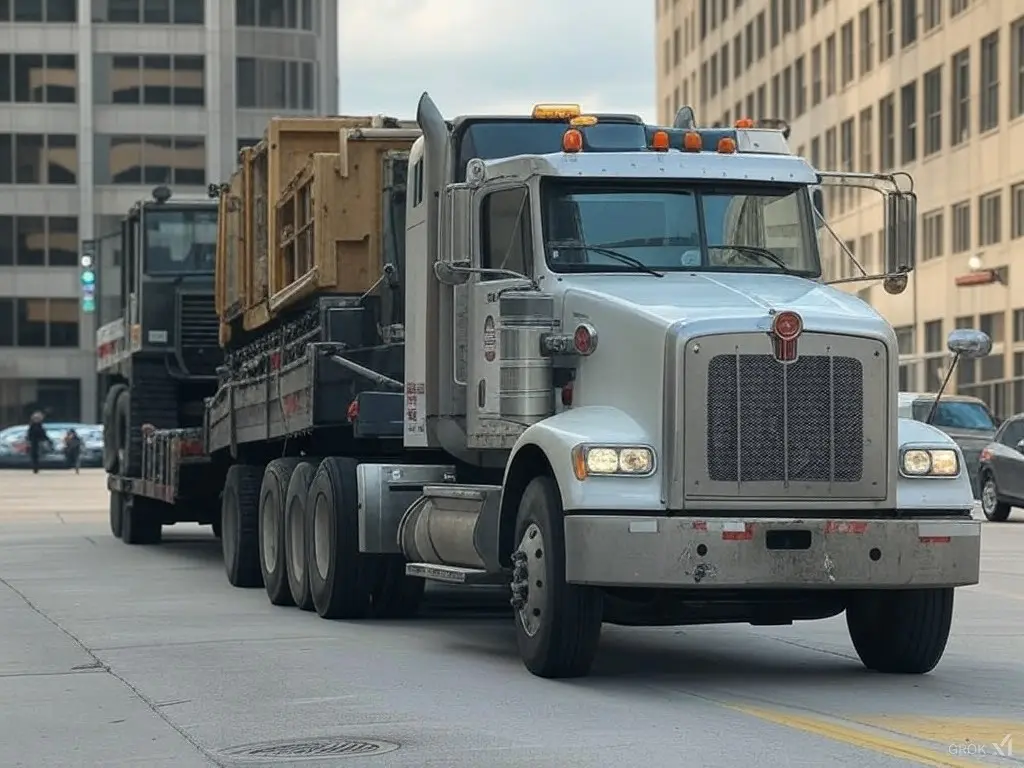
(563, 515), (981, 589)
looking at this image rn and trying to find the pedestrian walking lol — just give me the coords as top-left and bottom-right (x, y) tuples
(63, 428), (82, 474)
(26, 411), (53, 474)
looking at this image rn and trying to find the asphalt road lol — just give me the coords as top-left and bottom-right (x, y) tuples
(1, 469), (1021, 768)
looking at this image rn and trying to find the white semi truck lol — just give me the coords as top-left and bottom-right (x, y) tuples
(105, 96), (988, 680)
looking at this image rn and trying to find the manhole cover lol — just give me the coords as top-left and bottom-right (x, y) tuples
(220, 738), (399, 762)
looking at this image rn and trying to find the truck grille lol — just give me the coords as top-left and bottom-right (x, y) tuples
(706, 353), (864, 483)
(178, 293), (218, 348)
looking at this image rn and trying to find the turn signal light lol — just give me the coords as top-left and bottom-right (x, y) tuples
(650, 130), (670, 151)
(562, 129), (583, 152)
(717, 137), (737, 154)
(573, 323), (598, 355)
(683, 131), (702, 151)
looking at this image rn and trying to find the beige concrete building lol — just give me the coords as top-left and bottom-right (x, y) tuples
(655, 0), (1024, 417)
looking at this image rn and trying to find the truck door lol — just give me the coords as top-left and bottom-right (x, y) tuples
(465, 184), (535, 444)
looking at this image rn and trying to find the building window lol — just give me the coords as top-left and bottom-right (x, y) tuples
(859, 233), (875, 272)
(950, 48), (970, 146)
(93, 134), (206, 186)
(770, 0), (779, 46)
(91, 0), (203, 23)
(0, 215), (78, 266)
(0, 54), (77, 103)
(0, 298), (80, 348)
(921, 208), (943, 260)
(810, 44), (822, 105)
(978, 191), (1001, 247)
(237, 58), (316, 111)
(840, 21), (854, 86)
(0, 0), (77, 21)
(1012, 183), (1024, 240)
(0, 377), (82, 425)
(979, 32), (999, 132)
(923, 0), (941, 31)
(923, 66), (942, 156)
(710, 53), (719, 97)
(859, 7), (873, 76)
(0, 133), (77, 185)
(1014, 17), (1024, 120)
(879, 93), (895, 169)
(951, 200), (971, 253)
(924, 319), (944, 389)
(236, 0), (315, 30)
(895, 324), (915, 355)
(878, 0), (894, 60)
(810, 135), (820, 167)
(794, 55), (806, 116)
(721, 42), (730, 89)
(756, 11), (766, 58)
(782, 65), (792, 119)
(859, 107), (873, 171)
(840, 118), (854, 212)
(825, 34), (836, 96)
(94, 54), (205, 106)
(950, 0), (969, 15)
(900, 0), (917, 47)
(900, 81), (917, 163)
(733, 32), (742, 75)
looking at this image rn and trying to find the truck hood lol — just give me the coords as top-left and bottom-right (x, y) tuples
(557, 272), (884, 334)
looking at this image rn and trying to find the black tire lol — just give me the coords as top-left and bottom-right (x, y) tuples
(114, 389), (131, 476)
(306, 457), (424, 620)
(512, 475), (603, 679)
(284, 460), (319, 611)
(121, 496), (162, 545)
(109, 490), (124, 539)
(102, 384), (127, 473)
(222, 464), (264, 588)
(846, 588), (955, 674)
(980, 474), (1011, 522)
(259, 458), (304, 606)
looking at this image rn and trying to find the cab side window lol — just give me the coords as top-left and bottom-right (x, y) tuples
(998, 419), (1024, 447)
(481, 187), (532, 280)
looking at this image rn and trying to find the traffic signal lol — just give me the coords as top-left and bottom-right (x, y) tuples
(80, 240), (96, 313)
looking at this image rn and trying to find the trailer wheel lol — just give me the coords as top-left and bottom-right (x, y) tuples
(369, 556), (424, 619)
(512, 475), (603, 679)
(846, 588), (954, 674)
(222, 464), (264, 588)
(121, 496), (162, 545)
(102, 384), (127, 473)
(109, 491), (124, 539)
(259, 458), (304, 606)
(284, 460), (319, 611)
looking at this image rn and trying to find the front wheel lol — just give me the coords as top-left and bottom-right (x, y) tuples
(846, 588), (954, 674)
(980, 476), (1011, 522)
(511, 475), (603, 679)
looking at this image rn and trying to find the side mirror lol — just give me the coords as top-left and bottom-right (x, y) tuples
(947, 329), (992, 359)
(811, 188), (825, 229)
(433, 260), (471, 286)
(884, 191), (917, 275)
(1015, 438), (1024, 454)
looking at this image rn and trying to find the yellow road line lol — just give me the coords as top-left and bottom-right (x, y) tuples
(725, 704), (988, 767)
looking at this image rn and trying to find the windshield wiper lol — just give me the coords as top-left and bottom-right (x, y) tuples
(546, 239), (664, 277)
(707, 244), (799, 274)
(595, 236), (695, 248)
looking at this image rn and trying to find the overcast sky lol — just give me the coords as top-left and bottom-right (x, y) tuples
(338, 0), (655, 122)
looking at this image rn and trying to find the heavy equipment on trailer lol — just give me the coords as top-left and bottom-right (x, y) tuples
(97, 186), (222, 543)
(103, 96), (988, 679)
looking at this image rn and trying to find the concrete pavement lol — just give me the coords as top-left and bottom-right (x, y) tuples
(0, 469), (1021, 767)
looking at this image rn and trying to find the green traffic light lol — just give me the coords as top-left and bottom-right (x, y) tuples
(82, 297), (95, 313)
(81, 270), (95, 284)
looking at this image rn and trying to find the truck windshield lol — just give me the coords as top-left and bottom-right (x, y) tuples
(912, 400), (997, 431)
(455, 121), (647, 180)
(144, 207), (218, 274)
(540, 180), (821, 277)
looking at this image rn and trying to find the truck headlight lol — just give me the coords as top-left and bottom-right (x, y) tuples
(572, 444), (655, 479)
(900, 447), (960, 477)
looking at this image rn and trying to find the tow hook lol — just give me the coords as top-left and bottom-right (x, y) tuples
(510, 550), (529, 609)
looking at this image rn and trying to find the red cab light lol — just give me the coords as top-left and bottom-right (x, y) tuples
(573, 323), (598, 356)
(561, 381), (574, 407)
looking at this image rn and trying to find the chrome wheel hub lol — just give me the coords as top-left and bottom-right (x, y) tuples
(511, 523), (547, 638)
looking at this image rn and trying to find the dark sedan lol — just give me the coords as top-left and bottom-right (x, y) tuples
(0, 423), (104, 469)
(978, 413), (1024, 522)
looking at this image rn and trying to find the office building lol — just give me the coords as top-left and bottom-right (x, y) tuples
(0, 0), (339, 426)
(656, 0), (1024, 416)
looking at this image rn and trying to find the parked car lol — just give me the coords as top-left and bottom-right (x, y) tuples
(0, 422), (104, 469)
(898, 392), (999, 498)
(977, 413), (1024, 521)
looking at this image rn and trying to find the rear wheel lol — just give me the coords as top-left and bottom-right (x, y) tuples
(102, 384), (127, 473)
(109, 491), (124, 539)
(222, 464), (264, 588)
(259, 458), (304, 606)
(284, 460), (319, 611)
(981, 475), (1011, 522)
(121, 496), (162, 545)
(846, 588), (954, 674)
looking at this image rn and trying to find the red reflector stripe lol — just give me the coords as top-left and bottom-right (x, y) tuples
(691, 521), (708, 531)
(919, 536), (951, 543)
(722, 524), (754, 541)
(824, 521), (868, 534)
